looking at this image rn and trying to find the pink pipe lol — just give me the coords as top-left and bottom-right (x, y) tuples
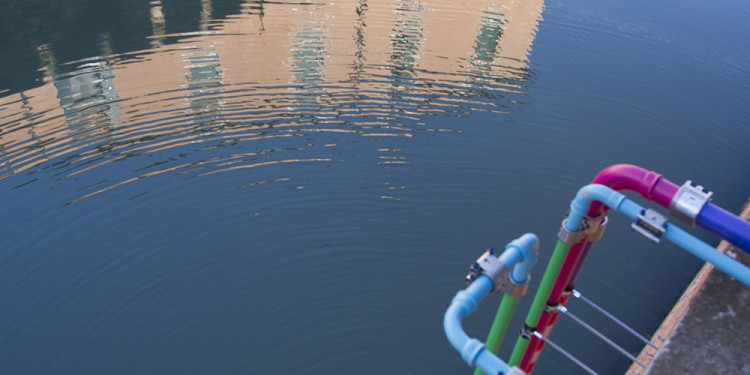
(586, 164), (680, 217)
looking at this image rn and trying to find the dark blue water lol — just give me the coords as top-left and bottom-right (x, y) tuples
(1, 0), (748, 374)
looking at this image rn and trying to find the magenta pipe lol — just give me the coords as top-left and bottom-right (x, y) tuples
(587, 164), (680, 217)
(588, 164), (748, 252)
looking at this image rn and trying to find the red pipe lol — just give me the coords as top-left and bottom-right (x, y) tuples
(520, 164), (680, 373)
(518, 240), (587, 372)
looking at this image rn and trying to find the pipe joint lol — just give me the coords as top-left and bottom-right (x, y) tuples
(498, 274), (531, 298)
(466, 248), (511, 294)
(669, 180), (713, 226)
(558, 215), (607, 245)
(558, 219), (587, 245)
(451, 289), (479, 315)
(586, 214), (608, 243)
(460, 338), (486, 365)
(639, 170), (663, 201)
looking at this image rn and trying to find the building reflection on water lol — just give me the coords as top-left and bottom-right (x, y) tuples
(0, 0), (544, 179)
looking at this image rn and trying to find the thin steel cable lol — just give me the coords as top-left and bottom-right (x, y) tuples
(557, 306), (647, 368)
(572, 289), (659, 351)
(532, 331), (599, 375)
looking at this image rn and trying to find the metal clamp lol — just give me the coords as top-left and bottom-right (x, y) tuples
(558, 219), (587, 245)
(465, 247), (533, 296)
(586, 214), (608, 243)
(496, 274), (531, 298)
(520, 323), (535, 340)
(558, 214), (608, 245)
(543, 302), (560, 314)
(631, 208), (668, 243)
(465, 248), (510, 294)
(669, 180), (712, 226)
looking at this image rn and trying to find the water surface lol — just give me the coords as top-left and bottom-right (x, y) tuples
(1, 0), (749, 374)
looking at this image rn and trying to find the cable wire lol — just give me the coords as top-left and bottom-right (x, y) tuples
(532, 331), (599, 375)
(572, 289), (659, 351)
(558, 306), (646, 368)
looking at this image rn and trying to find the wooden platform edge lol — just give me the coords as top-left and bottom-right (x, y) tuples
(625, 198), (750, 375)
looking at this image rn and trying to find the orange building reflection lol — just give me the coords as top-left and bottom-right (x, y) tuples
(0, 0), (544, 177)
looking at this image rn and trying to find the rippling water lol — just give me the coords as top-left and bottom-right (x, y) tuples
(1, 0), (749, 374)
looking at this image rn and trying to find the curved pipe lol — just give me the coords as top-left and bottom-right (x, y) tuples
(569, 184), (750, 286)
(587, 164), (679, 217)
(508, 233), (541, 283)
(444, 276), (512, 375)
(588, 164), (749, 253)
(445, 234), (539, 375)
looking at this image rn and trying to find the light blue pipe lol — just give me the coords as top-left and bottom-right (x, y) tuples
(567, 184), (750, 287)
(508, 233), (540, 284)
(444, 234), (538, 375)
(444, 276), (511, 375)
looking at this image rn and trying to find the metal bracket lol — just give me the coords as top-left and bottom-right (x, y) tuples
(465, 248), (510, 294)
(631, 208), (668, 243)
(586, 214), (608, 243)
(558, 214), (608, 245)
(669, 180), (712, 226)
(558, 219), (587, 245)
(465, 247), (530, 297)
(543, 302), (560, 314)
(520, 323), (535, 340)
(496, 274), (531, 298)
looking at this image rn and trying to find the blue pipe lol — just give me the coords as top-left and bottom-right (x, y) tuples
(506, 233), (541, 284)
(567, 184), (750, 287)
(444, 234), (539, 375)
(444, 276), (511, 375)
(698, 202), (750, 254)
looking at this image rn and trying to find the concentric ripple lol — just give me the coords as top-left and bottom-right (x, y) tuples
(0, 0), (541, 206)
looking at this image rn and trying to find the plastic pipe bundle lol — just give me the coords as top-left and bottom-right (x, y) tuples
(444, 233), (539, 375)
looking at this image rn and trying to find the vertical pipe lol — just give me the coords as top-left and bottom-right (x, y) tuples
(486, 295), (521, 353)
(474, 295), (520, 375)
(562, 240), (595, 294)
(517, 240), (588, 371)
(509, 239), (571, 366)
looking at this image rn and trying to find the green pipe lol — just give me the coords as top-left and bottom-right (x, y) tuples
(508, 240), (571, 366)
(473, 294), (520, 375)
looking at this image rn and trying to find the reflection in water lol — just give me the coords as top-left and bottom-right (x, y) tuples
(389, 0), (423, 85)
(0, 0), (544, 203)
(54, 59), (122, 143)
(289, 7), (328, 117)
(184, 46), (226, 132)
(0, 1), (560, 374)
(150, 0), (167, 48)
